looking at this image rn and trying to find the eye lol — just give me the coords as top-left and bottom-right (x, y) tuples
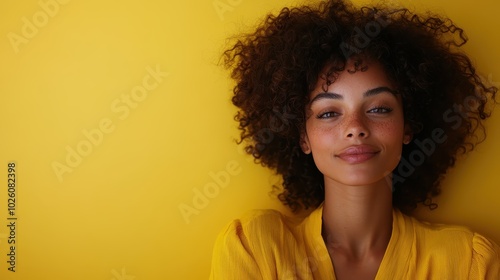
(317, 111), (340, 119)
(368, 107), (393, 114)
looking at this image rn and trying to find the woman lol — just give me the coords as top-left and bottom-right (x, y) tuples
(210, 0), (500, 279)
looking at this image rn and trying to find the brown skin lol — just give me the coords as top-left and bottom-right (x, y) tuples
(301, 60), (411, 279)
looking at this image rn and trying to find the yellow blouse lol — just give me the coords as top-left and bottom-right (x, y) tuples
(210, 205), (500, 279)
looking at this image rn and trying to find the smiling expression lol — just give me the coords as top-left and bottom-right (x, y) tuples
(301, 60), (411, 188)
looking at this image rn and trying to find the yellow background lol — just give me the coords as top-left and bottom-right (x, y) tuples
(0, 0), (498, 279)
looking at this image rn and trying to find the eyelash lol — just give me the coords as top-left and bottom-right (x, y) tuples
(316, 107), (393, 119)
(368, 107), (393, 114)
(317, 112), (339, 119)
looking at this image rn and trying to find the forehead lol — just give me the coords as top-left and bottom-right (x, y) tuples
(311, 60), (394, 97)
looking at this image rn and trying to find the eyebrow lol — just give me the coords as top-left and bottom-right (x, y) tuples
(309, 86), (397, 105)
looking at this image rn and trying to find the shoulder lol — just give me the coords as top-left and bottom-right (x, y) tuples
(406, 213), (477, 242)
(393, 210), (480, 260)
(215, 208), (298, 246)
(210, 209), (303, 279)
(469, 232), (500, 278)
(403, 212), (498, 250)
(399, 212), (500, 277)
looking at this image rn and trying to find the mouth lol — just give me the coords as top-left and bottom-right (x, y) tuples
(336, 145), (380, 164)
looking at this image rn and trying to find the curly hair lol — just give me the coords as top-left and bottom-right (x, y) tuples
(223, 0), (497, 214)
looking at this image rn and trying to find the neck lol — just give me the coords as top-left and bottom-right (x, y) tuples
(321, 177), (393, 259)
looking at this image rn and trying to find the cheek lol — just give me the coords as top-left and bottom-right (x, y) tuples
(371, 109), (406, 139)
(373, 120), (405, 167)
(376, 120), (405, 140)
(306, 125), (340, 150)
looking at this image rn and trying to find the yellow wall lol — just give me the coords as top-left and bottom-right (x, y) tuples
(0, 0), (498, 279)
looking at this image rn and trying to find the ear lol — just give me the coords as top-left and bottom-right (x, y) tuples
(300, 132), (312, 154)
(403, 124), (413, 145)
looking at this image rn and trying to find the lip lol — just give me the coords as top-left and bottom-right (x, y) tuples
(336, 145), (380, 164)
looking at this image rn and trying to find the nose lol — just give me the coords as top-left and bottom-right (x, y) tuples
(344, 113), (369, 139)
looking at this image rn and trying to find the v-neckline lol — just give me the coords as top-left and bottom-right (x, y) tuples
(304, 205), (414, 279)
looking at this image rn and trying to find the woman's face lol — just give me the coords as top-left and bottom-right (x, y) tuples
(302, 60), (410, 187)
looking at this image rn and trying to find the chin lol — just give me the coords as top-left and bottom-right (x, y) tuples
(338, 179), (388, 187)
(327, 173), (392, 188)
